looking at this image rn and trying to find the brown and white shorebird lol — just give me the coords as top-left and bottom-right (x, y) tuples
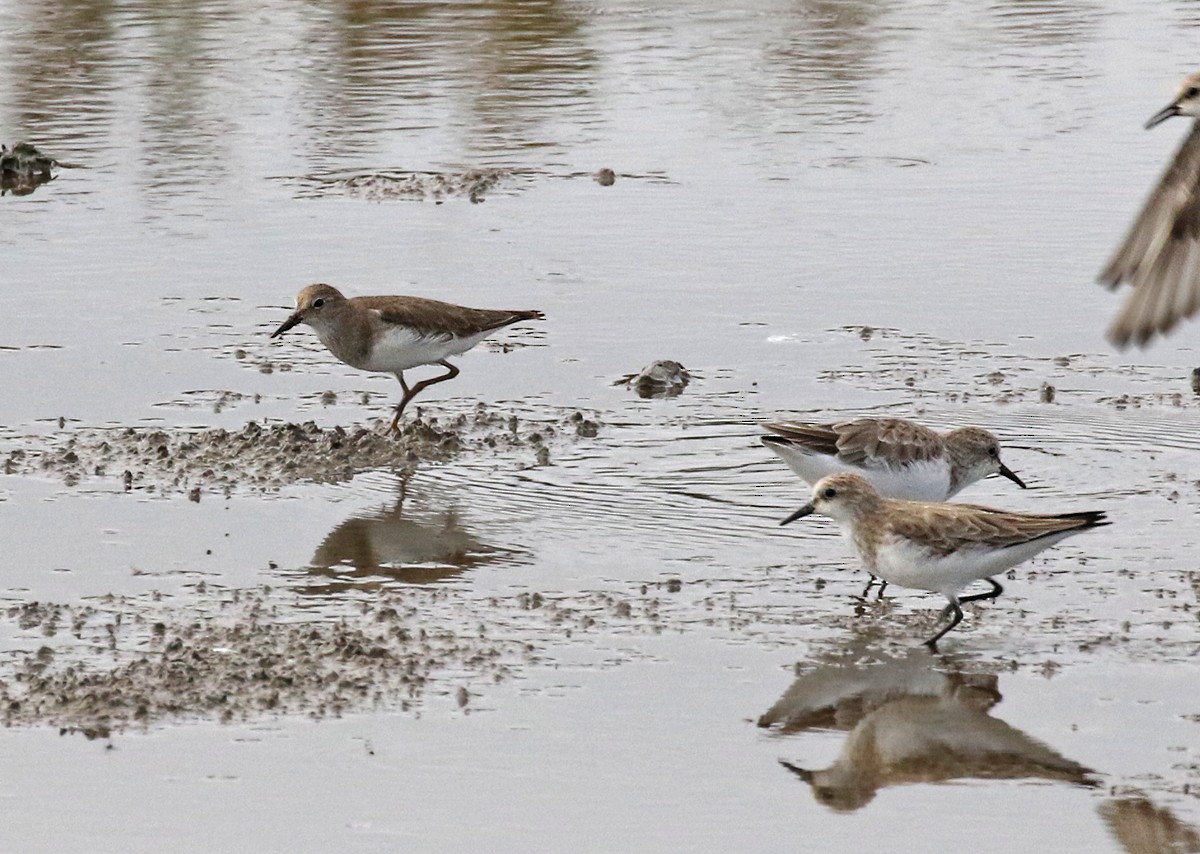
(271, 284), (544, 432)
(762, 417), (1026, 502)
(780, 473), (1108, 649)
(1101, 71), (1200, 348)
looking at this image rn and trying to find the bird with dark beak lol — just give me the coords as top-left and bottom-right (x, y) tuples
(1100, 71), (1200, 347)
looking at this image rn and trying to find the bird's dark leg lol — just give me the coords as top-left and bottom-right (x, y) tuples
(923, 596), (963, 651)
(388, 360), (460, 433)
(959, 578), (1003, 605)
(860, 574), (889, 599)
(388, 372), (411, 433)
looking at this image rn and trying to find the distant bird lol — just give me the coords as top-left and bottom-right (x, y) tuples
(271, 284), (543, 432)
(1101, 71), (1200, 347)
(0, 142), (57, 179)
(781, 473), (1108, 649)
(614, 359), (691, 399)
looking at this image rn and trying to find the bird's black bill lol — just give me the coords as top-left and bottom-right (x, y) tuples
(779, 503), (815, 526)
(998, 462), (1027, 489)
(1145, 103), (1181, 129)
(778, 760), (813, 783)
(270, 312), (302, 338)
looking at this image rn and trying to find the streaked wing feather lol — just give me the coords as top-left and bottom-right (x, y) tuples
(890, 505), (1106, 555)
(834, 419), (943, 468)
(761, 421), (841, 456)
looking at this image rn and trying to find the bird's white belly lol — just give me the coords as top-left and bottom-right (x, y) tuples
(871, 538), (1004, 597)
(866, 460), (955, 501)
(355, 327), (490, 373)
(772, 447), (952, 501)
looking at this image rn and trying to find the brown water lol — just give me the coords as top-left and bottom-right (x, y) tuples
(2, 1), (1199, 851)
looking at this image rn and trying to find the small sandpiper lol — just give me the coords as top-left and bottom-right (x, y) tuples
(781, 472), (1108, 649)
(1101, 71), (1200, 347)
(762, 417), (1026, 501)
(271, 283), (544, 432)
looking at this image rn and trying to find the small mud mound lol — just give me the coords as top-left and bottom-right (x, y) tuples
(2, 406), (603, 495)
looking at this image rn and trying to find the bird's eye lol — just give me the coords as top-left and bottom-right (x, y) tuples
(822, 487), (837, 499)
(987, 446), (998, 458)
(1187, 86), (1199, 99)
(312, 298), (325, 309)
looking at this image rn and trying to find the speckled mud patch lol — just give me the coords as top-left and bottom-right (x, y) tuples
(285, 168), (519, 203)
(0, 582), (682, 736)
(1, 406), (602, 495)
(1, 588), (526, 738)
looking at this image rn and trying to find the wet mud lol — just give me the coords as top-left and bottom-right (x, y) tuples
(287, 168), (516, 203)
(0, 581), (689, 738)
(0, 560), (1194, 740)
(1, 405), (602, 495)
(281, 166), (658, 202)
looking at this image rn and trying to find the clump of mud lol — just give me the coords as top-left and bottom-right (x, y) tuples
(2, 405), (602, 495)
(290, 169), (515, 203)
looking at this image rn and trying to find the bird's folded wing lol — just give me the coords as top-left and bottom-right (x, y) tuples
(889, 505), (1102, 554)
(834, 419), (942, 468)
(361, 296), (527, 339)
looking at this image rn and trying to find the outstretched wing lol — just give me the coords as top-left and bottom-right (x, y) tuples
(1101, 122), (1200, 348)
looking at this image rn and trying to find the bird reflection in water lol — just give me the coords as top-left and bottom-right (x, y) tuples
(301, 490), (512, 593)
(761, 648), (1096, 811)
(1099, 797), (1200, 854)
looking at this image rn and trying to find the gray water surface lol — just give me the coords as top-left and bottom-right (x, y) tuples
(2, 2), (1199, 852)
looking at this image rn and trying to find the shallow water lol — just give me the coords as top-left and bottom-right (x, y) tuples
(3, 1), (1200, 851)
